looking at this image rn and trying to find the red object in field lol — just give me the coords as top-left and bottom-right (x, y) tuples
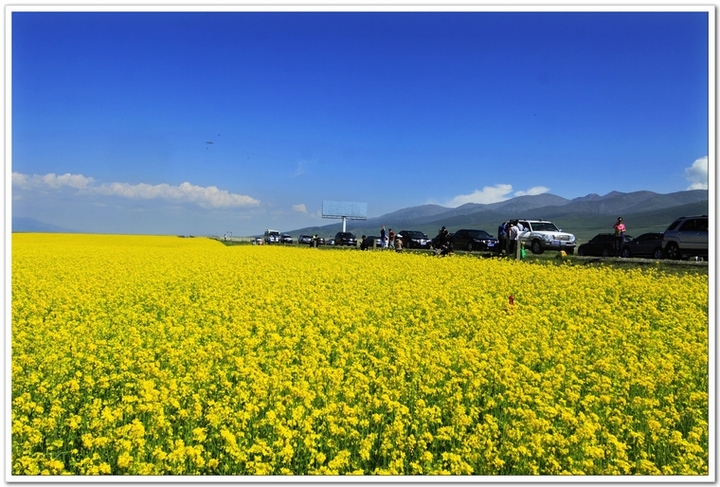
(509, 295), (514, 305)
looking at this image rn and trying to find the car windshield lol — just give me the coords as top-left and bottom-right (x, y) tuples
(468, 230), (491, 238)
(529, 222), (559, 232)
(407, 231), (427, 237)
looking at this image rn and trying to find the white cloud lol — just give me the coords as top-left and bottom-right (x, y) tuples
(684, 156), (708, 190)
(12, 172), (260, 208)
(445, 184), (551, 207)
(514, 186), (550, 197)
(445, 184), (513, 207)
(292, 204), (308, 213)
(13, 172), (94, 189)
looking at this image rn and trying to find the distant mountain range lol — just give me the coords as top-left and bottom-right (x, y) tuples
(289, 189), (709, 243)
(12, 189), (709, 243)
(12, 217), (77, 233)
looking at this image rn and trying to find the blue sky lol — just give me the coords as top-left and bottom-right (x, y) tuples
(10, 8), (711, 236)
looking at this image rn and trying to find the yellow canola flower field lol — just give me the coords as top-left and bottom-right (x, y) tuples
(11, 233), (708, 476)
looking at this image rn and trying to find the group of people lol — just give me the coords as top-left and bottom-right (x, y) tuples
(360, 226), (403, 252)
(497, 220), (527, 258)
(354, 216), (629, 259)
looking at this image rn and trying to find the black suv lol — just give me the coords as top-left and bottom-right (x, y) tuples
(451, 229), (499, 252)
(334, 232), (357, 246)
(662, 215), (708, 260)
(577, 233), (633, 257)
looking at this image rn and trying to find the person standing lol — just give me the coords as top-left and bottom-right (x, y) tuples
(380, 225), (387, 249)
(613, 217), (626, 256)
(388, 228), (395, 250)
(497, 222), (507, 255)
(508, 221), (519, 258)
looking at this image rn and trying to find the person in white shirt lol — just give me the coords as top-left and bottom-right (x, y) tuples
(508, 221), (520, 258)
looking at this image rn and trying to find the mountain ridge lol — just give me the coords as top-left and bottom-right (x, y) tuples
(289, 189), (708, 242)
(12, 217), (77, 233)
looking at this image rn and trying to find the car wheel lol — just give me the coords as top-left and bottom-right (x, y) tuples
(621, 247), (631, 258)
(665, 242), (681, 260)
(652, 247), (664, 260)
(602, 248), (610, 257)
(467, 242), (473, 252)
(578, 248), (585, 256)
(531, 240), (544, 254)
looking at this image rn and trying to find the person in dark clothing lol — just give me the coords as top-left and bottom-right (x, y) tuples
(435, 226), (452, 256)
(497, 222), (507, 255)
(613, 217), (626, 257)
(360, 235), (369, 251)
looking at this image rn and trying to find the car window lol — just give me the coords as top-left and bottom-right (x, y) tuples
(679, 219), (698, 231)
(665, 220), (681, 232)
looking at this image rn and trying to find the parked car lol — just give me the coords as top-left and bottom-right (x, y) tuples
(280, 233), (293, 244)
(451, 229), (499, 252)
(334, 232), (357, 246)
(577, 233), (633, 257)
(326, 238), (336, 246)
(662, 215), (708, 260)
(398, 230), (431, 249)
(621, 232), (664, 259)
(515, 220), (576, 254)
(303, 235), (325, 246)
(264, 229), (281, 244)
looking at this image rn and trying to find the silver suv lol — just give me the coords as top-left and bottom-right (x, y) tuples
(662, 215), (708, 260)
(516, 219), (577, 254)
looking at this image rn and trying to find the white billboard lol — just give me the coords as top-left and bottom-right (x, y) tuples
(321, 201), (368, 220)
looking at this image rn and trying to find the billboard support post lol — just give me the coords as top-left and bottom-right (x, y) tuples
(322, 201), (368, 234)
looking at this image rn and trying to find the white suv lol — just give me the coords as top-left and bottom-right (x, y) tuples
(661, 215), (708, 260)
(515, 219), (576, 254)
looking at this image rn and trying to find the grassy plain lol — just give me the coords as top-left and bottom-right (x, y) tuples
(11, 234), (709, 476)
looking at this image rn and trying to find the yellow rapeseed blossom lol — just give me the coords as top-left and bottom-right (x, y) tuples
(11, 234), (709, 476)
